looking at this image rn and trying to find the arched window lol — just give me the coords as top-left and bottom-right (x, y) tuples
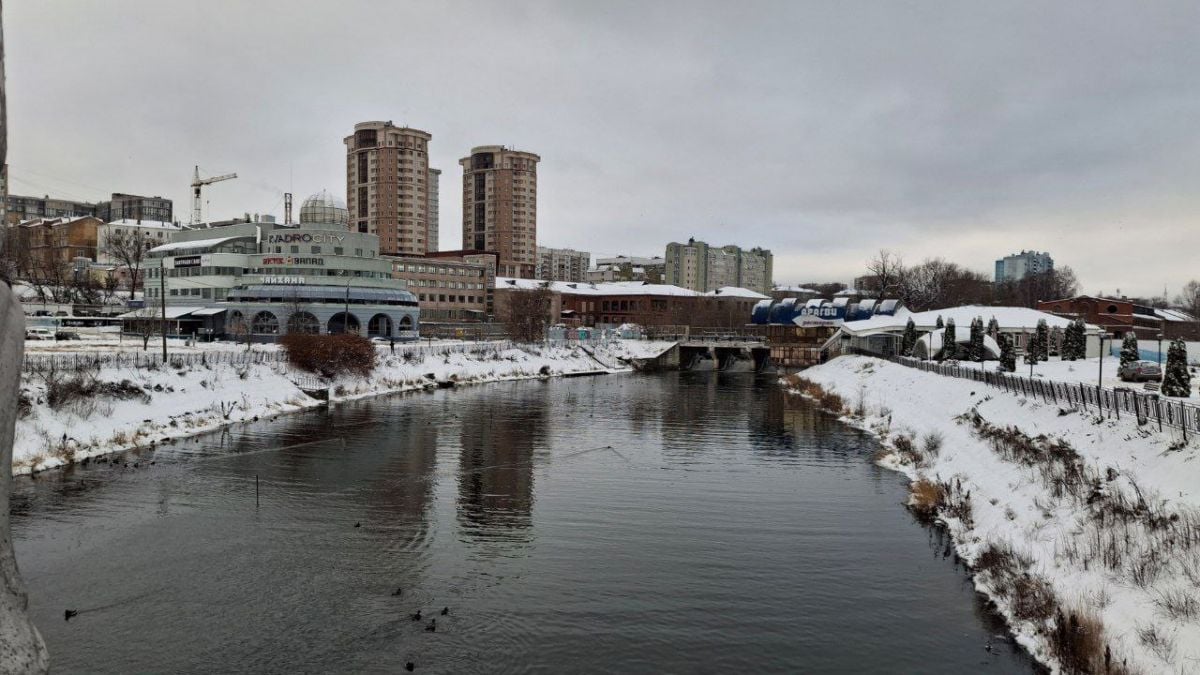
(1106, 304), (1118, 314)
(251, 311), (279, 335)
(367, 313), (393, 337)
(286, 311), (320, 335)
(399, 315), (413, 328)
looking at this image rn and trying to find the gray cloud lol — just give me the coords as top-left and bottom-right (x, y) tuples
(7, 0), (1200, 297)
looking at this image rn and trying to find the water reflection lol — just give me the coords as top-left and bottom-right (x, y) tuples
(10, 374), (1033, 674)
(457, 385), (547, 544)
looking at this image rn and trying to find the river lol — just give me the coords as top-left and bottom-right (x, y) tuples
(11, 372), (1033, 673)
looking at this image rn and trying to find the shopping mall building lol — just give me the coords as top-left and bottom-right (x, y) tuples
(130, 193), (419, 341)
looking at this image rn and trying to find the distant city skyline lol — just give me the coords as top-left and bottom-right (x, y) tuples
(7, 1), (1200, 297)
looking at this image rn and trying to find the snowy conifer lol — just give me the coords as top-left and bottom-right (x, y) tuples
(969, 317), (985, 362)
(901, 318), (917, 357)
(986, 316), (999, 339)
(935, 315), (944, 329)
(1119, 334), (1139, 368)
(1062, 319), (1084, 361)
(1034, 319), (1049, 361)
(1162, 338), (1192, 397)
(942, 318), (957, 361)
(999, 333), (1016, 372)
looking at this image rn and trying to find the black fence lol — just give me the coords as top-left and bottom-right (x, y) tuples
(21, 349), (289, 374)
(850, 348), (1200, 436)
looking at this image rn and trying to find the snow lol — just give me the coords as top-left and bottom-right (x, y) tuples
(954, 354), (1199, 401)
(147, 235), (244, 253)
(841, 305), (1081, 335)
(704, 286), (769, 299)
(791, 355), (1200, 674)
(495, 277), (702, 297)
(12, 339), (675, 475)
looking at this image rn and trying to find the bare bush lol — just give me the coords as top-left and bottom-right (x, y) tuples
(280, 333), (377, 378)
(1049, 608), (1108, 674)
(1154, 588), (1200, 621)
(908, 479), (946, 521)
(1136, 622), (1175, 662)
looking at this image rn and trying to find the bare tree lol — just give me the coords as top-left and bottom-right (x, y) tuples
(1177, 280), (1200, 318)
(865, 249), (904, 298)
(503, 287), (556, 342)
(102, 227), (150, 301)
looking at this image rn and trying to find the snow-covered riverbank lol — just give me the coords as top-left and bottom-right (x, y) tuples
(788, 355), (1200, 674)
(13, 340), (673, 476)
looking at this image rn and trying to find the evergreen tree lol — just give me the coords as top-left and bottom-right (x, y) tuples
(1119, 334), (1139, 368)
(999, 333), (1016, 372)
(901, 318), (917, 357)
(942, 318), (957, 361)
(935, 315), (944, 329)
(1163, 338), (1192, 397)
(1034, 319), (1050, 361)
(1050, 327), (1063, 356)
(969, 317), (985, 362)
(1062, 319), (1084, 361)
(986, 316), (999, 339)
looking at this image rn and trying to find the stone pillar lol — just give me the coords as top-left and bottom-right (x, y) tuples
(0, 0), (50, 668)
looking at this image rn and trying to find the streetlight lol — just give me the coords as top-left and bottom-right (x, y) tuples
(1157, 333), (1164, 367)
(1097, 332), (1110, 392)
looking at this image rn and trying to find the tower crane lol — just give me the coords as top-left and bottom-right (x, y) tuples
(191, 165), (237, 226)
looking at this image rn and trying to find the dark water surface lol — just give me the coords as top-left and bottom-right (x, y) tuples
(12, 373), (1033, 674)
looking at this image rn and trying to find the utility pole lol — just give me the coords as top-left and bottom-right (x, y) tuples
(159, 260), (167, 362)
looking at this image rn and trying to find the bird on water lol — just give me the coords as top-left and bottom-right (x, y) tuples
(425, 619), (437, 632)
(411, 610), (422, 621)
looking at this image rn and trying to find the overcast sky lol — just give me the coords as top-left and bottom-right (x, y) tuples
(8, 1), (1200, 297)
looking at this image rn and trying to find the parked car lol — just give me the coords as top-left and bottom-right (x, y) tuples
(1118, 360), (1162, 382)
(55, 330), (81, 341)
(25, 328), (55, 341)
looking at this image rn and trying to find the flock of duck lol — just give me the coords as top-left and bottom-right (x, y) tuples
(392, 586), (450, 671)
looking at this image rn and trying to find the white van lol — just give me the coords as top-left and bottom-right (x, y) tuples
(25, 328), (55, 341)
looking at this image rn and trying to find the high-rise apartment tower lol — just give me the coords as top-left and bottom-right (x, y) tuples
(344, 121), (432, 256)
(459, 145), (539, 278)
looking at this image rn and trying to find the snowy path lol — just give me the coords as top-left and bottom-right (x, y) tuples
(791, 355), (1200, 674)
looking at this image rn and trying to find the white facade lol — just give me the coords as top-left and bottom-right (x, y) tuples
(994, 250), (1054, 282)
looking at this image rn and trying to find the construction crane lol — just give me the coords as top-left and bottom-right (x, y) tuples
(191, 165), (237, 226)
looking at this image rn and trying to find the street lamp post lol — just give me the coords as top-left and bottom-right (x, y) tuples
(1097, 332), (1110, 392)
(1157, 333), (1164, 367)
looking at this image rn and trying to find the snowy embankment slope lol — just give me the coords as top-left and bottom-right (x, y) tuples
(956, 354), (1199, 401)
(791, 355), (1200, 675)
(13, 340), (674, 476)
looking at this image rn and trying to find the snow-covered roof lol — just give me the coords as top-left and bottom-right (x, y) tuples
(774, 285), (820, 294)
(148, 236), (248, 253)
(105, 219), (181, 229)
(704, 286), (769, 299)
(834, 288), (863, 296)
(838, 305), (1085, 336)
(495, 277), (701, 297)
(1156, 308), (1198, 322)
(116, 306), (208, 319)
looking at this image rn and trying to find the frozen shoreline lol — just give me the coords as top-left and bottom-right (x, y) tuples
(13, 340), (674, 476)
(788, 355), (1200, 674)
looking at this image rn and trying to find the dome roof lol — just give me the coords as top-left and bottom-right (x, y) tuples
(299, 190), (349, 226)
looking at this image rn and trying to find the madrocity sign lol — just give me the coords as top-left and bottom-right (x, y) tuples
(266, 232), (346, 244)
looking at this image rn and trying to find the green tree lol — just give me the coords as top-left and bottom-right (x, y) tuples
(1034, 319), (1049, 361)
(935, 315), (944, 329)
(1062, 319), (1084, 361)
(1119, 334), (1139, 368)
(986, 316), (999, 339)
(942, 318), (957, 361)
(901, 317), (917, 357)
(1162, 339), (1192, 397)
(999, 333), (1016, 372)
(969, 317), (985, 362)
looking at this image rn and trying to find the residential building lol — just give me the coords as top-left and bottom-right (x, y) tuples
(428, 167), (441, 252)
(344, 121), (433, 256)
(459, 145), (539, 278)
(995, 250), (1054, 282)
(536, 246), (590, 282)
(10, 216), (102, 274)
(386, 255), (488, 322)
(1038, 295), (1168, 340)
(96, 193), (173, 224)
(769, 285), (820, 302)
(137, 191), (417, 340)
(428, 249), (499, 316)
(5, 193), (96, 225)
(493, 278), (766, 329)
(664, 239), (773, 295)
(588, 255), (666, 283)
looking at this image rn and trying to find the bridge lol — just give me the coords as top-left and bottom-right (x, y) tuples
(635, 330), (771, 372)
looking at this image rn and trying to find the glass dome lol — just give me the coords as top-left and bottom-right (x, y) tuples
(299, 190), (349, 227)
